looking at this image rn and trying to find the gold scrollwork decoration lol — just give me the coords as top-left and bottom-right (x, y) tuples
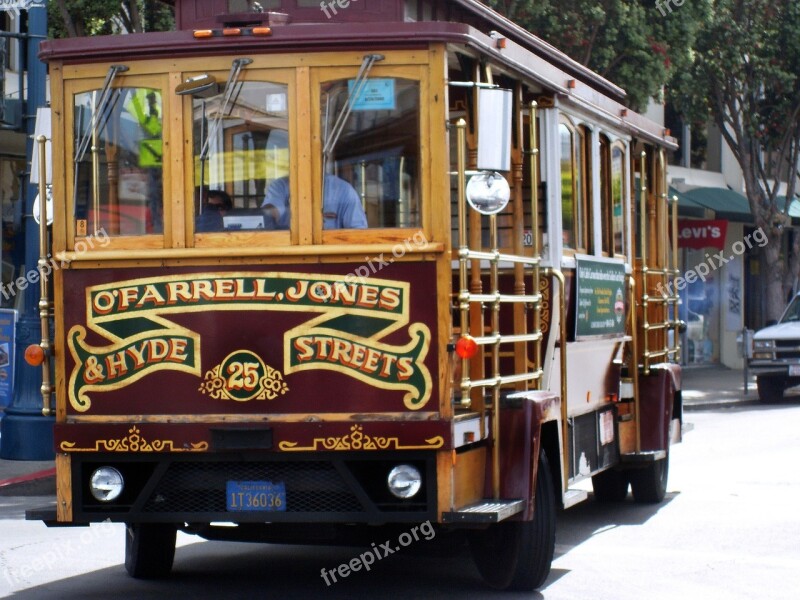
(198, 351), (288, 401)
(278, 424), (444, 452)
(60, 426), (209, 452)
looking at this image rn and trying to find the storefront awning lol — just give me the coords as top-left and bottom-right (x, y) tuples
(670, 187), (712, 219)
(678, 187), (752, 223)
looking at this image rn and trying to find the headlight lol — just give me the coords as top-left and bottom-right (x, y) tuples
(89, 467), (124, 502)
(387, 464), (422, 499)
(753, 340), (775, 350)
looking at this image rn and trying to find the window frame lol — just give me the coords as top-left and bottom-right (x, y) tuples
(65, 74), (171, 251)
(183, 67), (296, 248)
(311, 64), (429, 245)
(558, 117), (590, 254)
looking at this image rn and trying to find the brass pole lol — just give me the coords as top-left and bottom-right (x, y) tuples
(36, 135), (53, 417)
(639, 150), (649, 374)
(490, 212), (500, 499)
(456, 119), (470, 410)
(529, 101), (541, 384)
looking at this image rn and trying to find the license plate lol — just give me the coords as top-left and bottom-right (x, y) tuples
(789, 365), (800, 377)
(226, 481), (286, 512)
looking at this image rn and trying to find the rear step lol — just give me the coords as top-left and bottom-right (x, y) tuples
(441, 499), (524, 523)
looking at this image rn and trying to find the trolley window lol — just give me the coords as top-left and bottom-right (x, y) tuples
(318, 75), (421, 230)
(72, 85), (165, 238)
(191, 77), (291, 235)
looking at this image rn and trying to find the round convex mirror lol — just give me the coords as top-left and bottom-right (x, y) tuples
(466, 172), (510, 215)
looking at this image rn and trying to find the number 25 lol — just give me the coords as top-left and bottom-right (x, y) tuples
(227, 361), (259, 390)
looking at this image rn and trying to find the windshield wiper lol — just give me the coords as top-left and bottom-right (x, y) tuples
(199, 57), (252, 161)
(74, 64), (129, 164)
(322, 54), (384, 172)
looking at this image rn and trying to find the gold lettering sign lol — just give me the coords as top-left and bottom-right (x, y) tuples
(67, 272), (432, 412)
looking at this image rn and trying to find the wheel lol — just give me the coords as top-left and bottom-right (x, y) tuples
(591, 468), (629, 502)
(756, 375), (785, 403)
(125, 523), (177, 579)
(629, 452), (669, 504)
(468, 451), (556, 591)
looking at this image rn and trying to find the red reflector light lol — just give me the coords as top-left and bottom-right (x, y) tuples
(25, 344), (45, 366)
(223, 28), (241, 36)
(252, 27), (272, 35)
(455, 335), (479, 359)
(193, 29), (213, 38)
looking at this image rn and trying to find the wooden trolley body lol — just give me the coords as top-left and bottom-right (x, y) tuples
(28, 0), (682, 589)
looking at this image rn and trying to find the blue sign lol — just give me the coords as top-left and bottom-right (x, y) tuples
(0, 309), (16, 407)
(348, 78), (396, 111)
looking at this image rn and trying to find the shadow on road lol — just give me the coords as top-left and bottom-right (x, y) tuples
(6, 531), (538, 600)
(4, 492), (681, 599)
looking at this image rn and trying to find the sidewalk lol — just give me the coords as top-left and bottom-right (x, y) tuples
(682, 364), (757, 409)
(0, 365), (753, 495)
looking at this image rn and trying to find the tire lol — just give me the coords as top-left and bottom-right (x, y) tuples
(469, 451), (556, 591)
(629, 452), (669, 504)
(591, 468), (629, 502)
(125, 523), (177, 579)
(756, 375), (785, 403)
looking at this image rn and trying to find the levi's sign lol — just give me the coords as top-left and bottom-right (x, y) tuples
(677, 219), (727, 250)
(67, 273), (432, 413)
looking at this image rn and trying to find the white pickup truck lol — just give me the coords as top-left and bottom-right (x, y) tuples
(749, 293), (800, 402)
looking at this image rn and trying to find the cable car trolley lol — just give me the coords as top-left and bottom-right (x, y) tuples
(27, 0), (683, 590)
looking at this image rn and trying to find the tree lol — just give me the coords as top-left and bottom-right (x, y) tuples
(485, 0), (705, 111)
(49, 0), (173, 38)
(670, 0), (800, 321)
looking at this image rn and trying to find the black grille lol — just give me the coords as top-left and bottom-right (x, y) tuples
(775, 340), (800, 349)
(775, 341), (800, 359)
(143, 461), (361, 513)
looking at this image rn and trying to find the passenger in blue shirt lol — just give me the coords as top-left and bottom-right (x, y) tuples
(262, 174), (368, 229)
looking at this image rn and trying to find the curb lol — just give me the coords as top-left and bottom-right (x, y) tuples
(0, 467), (56, 491)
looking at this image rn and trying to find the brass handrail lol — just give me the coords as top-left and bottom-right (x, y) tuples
(454, 102), (547, 499)
(36, 134), (53, 417)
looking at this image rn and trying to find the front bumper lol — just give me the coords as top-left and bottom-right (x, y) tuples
(747, 360), (800, 377)
(66, 451), (437, 525)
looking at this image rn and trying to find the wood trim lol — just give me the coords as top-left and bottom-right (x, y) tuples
(65, 412), (443, 424)
(453, 446), (486, 508)
(55, 242), (444, 264)
(56, 453), (72, 522)
(58, 50), (430, 81)
(296, 66), (313, 245)
(428, 44), (454, 419)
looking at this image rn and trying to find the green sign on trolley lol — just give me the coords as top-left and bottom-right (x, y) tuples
(575, 256), (626, 338)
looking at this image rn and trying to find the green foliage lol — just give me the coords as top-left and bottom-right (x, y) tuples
(486, 1), (706, 111)
(49, 0), (174, 38)
(670, 1), (800, 216)
(669, 0), (800, 317)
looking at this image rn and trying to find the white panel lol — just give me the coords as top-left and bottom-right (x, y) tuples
(477, 88), (512, 172)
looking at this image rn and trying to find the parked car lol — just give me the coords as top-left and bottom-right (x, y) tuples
(749, 293), (800, 402)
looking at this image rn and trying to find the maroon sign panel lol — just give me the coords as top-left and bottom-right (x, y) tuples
(61, 262), (438, 417)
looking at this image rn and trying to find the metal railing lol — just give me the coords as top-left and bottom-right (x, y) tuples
(453, 105), (544, 497)
(638, 150), (681, 375)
